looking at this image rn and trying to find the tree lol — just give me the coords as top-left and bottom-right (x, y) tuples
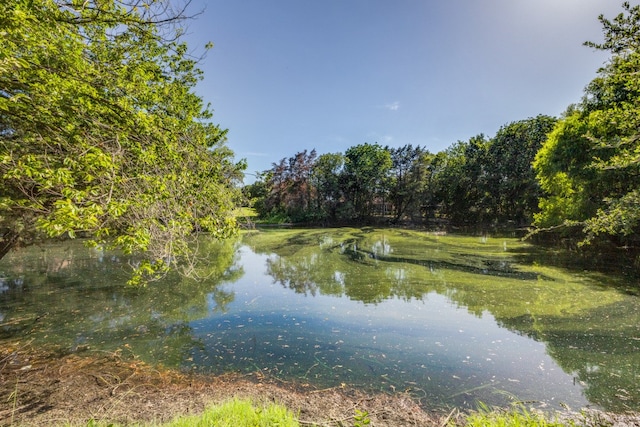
(533, 114), (600, 228)
(484, 115), (557, 226)
(0, 0), (244, 284)
(243, 171), (271, 217)
(257, 150), (318, 221)
(342, 143), (392, 220)
(433, 135), (489, 225)
(534, 2), (640, 245)
(386, 144), (439, 223)
(387, 145), (430, 223)
(285, 149), (317, 220)
(310, 152), (344, 221)
(411, 151), (440, 223)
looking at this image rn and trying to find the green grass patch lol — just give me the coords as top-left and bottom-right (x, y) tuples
(252, 213), (291, 224)
(461, 404), (569, 427)
(82, 399), (299, 427)
(164, 399), (299, 427)
(233, 207), (258, 218)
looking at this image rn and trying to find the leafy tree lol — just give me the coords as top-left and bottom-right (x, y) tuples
(0, 0), (244, 283)
(243, 171), (271, 216)
(261, 159), (289, 218)
(342, 143), (392, 220)
(534, 2), (640, 245)
(533, 114), (599, 228)
(432, 142), (466, 224)
(484, 115), (557, 226)
(433, 135), (489, 225)
(286, 149), (317, 220)
(310, 152), (344, 221)
(387, 144), (431, 223)
(258, 150), (317, 221)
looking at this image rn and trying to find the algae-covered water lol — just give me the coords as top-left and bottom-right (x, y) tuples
(1, 228), (639, 412)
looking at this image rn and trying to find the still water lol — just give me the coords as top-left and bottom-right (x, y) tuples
(1, 228), (639, 412)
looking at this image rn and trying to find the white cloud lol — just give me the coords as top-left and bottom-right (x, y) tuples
(385, 101), (400, 111)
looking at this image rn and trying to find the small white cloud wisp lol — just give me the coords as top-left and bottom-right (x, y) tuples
(385, 101), (400, 111)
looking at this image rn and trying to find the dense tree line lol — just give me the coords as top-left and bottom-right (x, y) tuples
(247, 2), (640, 250)
(246, 115), (556, 228)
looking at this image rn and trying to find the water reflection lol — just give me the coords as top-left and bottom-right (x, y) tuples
(244, 228), (640, 411)
(0, 237), (242, 364)
(0, 228), (639, 413)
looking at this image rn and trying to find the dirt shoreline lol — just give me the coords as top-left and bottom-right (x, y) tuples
(1, 345), (639, 426)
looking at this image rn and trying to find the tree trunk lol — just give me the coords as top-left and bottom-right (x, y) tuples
(0, 230), (19, 261)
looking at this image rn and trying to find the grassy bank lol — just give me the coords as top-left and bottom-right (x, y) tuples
(67, 399), (636, 427)
(122, 399), (298, 427)
(73, 400), (555, 427)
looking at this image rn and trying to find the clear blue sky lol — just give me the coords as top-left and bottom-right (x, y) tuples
(184, 0), (626, 182)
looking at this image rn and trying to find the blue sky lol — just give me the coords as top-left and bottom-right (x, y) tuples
(184, 1), (627, 182)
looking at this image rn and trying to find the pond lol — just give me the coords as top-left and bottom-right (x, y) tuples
(1, 227), (639, 413)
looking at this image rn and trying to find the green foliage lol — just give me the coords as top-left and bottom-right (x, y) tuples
(433, 136), (489, 225)
(431, 118), (556, 228)
(244, 171), (272, 217)
(253, 144), (395, 223)
(311, 152), (345, 221)
(257, 150), (318, 222)
(585, 189), (640, 238)
(387, 144), (433, 222)
(533, 115), (593, 228)
(534, 3), (640, 245)
(85, 420), (115, 427)
(485, 116), (557, 225)
(0, 0), (244, 282)
(353, 408), (371, 426)
(584, 1), (640, 54)
(250, 122), (554, 229)
(343, 142), (392, 219)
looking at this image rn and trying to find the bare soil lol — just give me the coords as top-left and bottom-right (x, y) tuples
(1, 343), (639, 427)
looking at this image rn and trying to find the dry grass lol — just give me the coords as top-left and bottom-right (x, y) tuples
(2, 343), (639, 427)
(0, 343), (446, 427)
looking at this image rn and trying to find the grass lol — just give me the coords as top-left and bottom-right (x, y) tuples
(460, 403), (571, 427)
(233, 207), (258, 218)
(82, 399), (299, 427)
(60, 400), (623, 427)
(163, 399), (299, 427)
